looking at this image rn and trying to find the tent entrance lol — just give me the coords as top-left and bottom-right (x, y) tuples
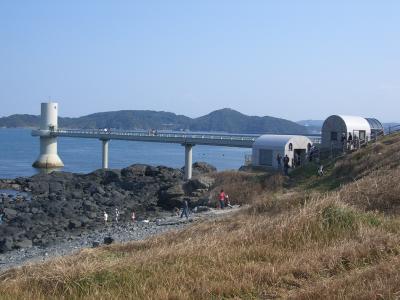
(293, 149), (306, 167)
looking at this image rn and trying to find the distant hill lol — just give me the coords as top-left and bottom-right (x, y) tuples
(59, 110), (192, 131)
(0, 108), (309, 134)
(0, 114), (41, 128)
(192, 108), (307, 134)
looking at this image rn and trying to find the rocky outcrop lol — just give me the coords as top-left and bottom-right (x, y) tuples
(0, 163), (216, 253)
(192, 162), (217, 175)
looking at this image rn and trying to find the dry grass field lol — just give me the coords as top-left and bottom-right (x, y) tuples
(1, 134), (400, 299)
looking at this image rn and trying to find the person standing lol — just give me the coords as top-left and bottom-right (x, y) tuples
(276, 153), (282, 169)
(219, 189), (225, 209)
(283, 155), (290, 176)
(224, 193), (233, 208)
(115, 208), (120, 223)
(131, 210), (136, 223)
(180, 199), (189, 219)
(348, 133), (353, 150)
(341, 132), (347, 151)
(103, 211), (108, 225)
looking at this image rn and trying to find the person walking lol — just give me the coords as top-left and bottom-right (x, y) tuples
(219, 189), (225, 209)
(180, 199), (189, 219)
(103, 211), (108, 225)
(283, 155), (290, 176)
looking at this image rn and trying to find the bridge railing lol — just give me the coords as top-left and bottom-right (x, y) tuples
(55, 129), (258, 142)
(55, 129), (323, 144)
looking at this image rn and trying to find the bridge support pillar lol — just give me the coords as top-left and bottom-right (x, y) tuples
(32, 102), (64, 169)
(184, 144), (193, 180)
(102, 139), (109, 169)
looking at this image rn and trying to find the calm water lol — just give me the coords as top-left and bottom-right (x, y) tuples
(0, 128), (251, 179)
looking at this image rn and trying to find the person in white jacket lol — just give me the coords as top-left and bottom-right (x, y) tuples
(104, 211), (108, 225)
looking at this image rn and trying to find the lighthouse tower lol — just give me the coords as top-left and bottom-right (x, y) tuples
(32, 102), (64, 168)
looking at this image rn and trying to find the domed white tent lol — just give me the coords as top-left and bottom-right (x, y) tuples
(321, 115), (372, 150)
(252, 135), (313, 168)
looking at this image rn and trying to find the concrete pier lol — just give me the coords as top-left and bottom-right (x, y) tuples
(184, 144), (193, 180)
(102, 139), (109, 169)
(32, 102), (64, 168)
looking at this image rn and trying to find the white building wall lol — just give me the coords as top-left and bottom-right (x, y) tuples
(252, 135), (312, 168)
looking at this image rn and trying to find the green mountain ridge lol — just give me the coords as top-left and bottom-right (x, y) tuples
(0, 108), (309, 134)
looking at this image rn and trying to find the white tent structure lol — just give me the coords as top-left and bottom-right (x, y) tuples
(321, 115), (372, 150)
(252, 135), (313, 168)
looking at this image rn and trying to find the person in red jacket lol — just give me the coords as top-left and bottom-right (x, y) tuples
(219, 189), (225, 209)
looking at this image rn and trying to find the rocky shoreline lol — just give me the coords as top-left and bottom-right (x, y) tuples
(0, 162), (217, 254)
(0, 206), (240, 272)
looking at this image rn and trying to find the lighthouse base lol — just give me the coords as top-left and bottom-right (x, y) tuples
(32, 154), (64, 169)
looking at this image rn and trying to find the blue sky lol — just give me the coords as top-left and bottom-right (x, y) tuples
(0, 1), (399, 121)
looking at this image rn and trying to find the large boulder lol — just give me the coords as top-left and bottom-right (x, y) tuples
(158, 184), (185, 208)
(48, 181), (64, 194)
(87, 169), (121, 185)
(14, 238), (33, 249)
(183, 176), (215, 195)
(121, 164), (148, 178)
(3, 208), (18, 220)
(192, 162), (217, 175)
(0, 237), (14, 252)
(68, 219), (82, 229)
(28, 181), (49, 194)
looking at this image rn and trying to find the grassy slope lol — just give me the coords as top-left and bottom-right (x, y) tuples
(1, 134), (400, 299)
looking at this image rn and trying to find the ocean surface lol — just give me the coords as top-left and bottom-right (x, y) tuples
(0, 128), (251, 179)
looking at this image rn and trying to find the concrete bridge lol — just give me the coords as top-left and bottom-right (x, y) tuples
(31, 102), (321, 179)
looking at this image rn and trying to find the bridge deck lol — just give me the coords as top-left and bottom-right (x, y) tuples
(32, 129), (321, 147)
(33, 129), (259, 148)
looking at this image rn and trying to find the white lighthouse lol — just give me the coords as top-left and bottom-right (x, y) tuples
(32, 102), (64, 168)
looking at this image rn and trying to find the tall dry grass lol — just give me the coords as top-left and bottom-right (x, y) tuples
(329, 133), (400, 183)
(339, 168), (400, 214)
(209, 170), (285, 206)
(1, 189), (399, 299)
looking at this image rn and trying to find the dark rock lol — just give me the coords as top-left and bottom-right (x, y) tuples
(28, 181), (49, 194)
(194, 205), (211, 213)
(0, 163), (217, 253)
(49, 181), (64, 194)
(3, 208), (18, 219)
(121, 164), (148, 178)
(89, 169), (121, 185)
(192, 162), (217, 174)
(92, 241), (100, 248)
(183, 176), (215, 194)
(103, 236), (114, 245)
(0, 237), (14, 252)
(145, 166), (161, 176)
(68, 219), (82, 229)
(14, 238), (32, 249)
(158, 185), (185, 209)
(71, 191), (83, 199)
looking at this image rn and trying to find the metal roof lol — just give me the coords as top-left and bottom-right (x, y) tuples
(334, 115), (371, 133)
(365, 118), (384, 131)
(253, 135), (312, 150)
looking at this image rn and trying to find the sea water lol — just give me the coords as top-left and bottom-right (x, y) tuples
(0, 128), (251, 179)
